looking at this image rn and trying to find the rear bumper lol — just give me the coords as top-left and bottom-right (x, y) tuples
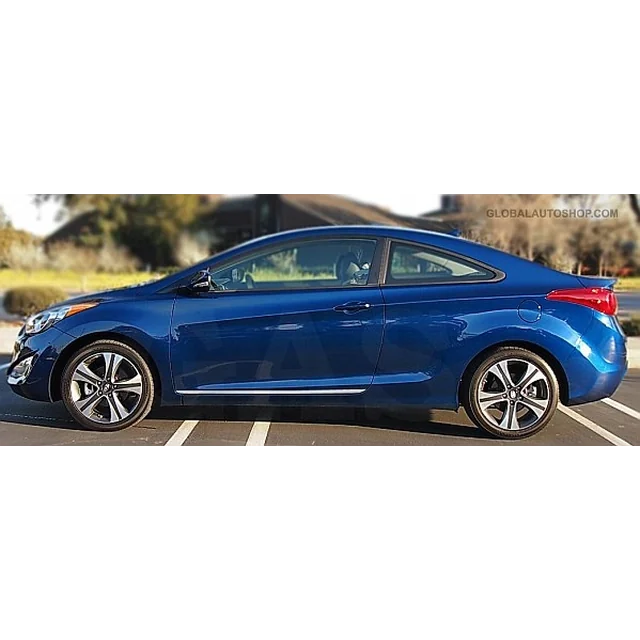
(564, 313), (627, 405)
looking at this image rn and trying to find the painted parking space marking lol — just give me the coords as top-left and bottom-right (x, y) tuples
(246, 421), (271, 446)
(0, 364), (9, 372)
(165, 420), (199, 446)
(559, 405), (631, 446)
(601, 398), (640, 422)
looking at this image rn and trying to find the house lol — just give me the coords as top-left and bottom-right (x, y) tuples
(199, 194), (456, 250)
(45, 194), (458, 258)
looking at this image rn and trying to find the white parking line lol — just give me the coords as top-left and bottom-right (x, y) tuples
(246, 421), (271, 446)
(0, 364), (9, 372)
(559, 405), (631, 446)
(601, 398), (640, 422)
(165, 420), (199, 446)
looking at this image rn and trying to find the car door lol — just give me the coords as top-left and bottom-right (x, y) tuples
(170, 236), (385, 394)
(375, 239), (503, 407)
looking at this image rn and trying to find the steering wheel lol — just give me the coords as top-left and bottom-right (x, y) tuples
(214, 277), (230, 291)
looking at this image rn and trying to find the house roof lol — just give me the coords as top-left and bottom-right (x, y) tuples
(45, 210), (102, 245)
(280, 194), (455, 232)
(46, 194), (457, 245)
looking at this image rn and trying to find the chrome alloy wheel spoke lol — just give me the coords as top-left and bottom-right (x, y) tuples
(72, 362), (103, 387)
(114, 373), (143, 395)
(478, 358), (551, 432)
(478, 389), (507, 409)
(71, 352), (142, 424)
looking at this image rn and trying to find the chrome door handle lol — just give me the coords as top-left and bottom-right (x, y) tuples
(334, 302), (372, 313)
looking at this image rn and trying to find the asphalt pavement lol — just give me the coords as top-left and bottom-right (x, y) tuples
(1, 355), (638, 446)
(618, 292), (640, 315)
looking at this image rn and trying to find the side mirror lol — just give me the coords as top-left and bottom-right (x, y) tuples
(188, 269), (213, 292)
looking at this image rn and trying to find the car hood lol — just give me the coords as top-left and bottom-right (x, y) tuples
(59, 280), (157, 307)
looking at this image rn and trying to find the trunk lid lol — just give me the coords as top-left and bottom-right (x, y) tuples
(577, 275), (617, 290)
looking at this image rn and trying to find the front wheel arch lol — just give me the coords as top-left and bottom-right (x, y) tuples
(50, 332), (162, 404)
(458, 340), (570, 408)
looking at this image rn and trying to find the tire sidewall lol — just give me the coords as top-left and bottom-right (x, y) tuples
(61, 340), (154, 431)
(466, 348), (559, 439)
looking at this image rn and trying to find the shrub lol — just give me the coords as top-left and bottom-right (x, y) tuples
(0, 227), (38, 267)
(621, 315), (640, 337)
(3, 286), (67, 317)
(96, 240), (140, 273)
(2, 236), (48, 270)
(47, 242), (98, 272)
(174, 232), (211, 268)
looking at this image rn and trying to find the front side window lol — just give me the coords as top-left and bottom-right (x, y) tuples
(210, 238), (377, 291)
(387, 242), (494, 284)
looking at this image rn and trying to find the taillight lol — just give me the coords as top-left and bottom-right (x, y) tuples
(546, 287), (618, 315)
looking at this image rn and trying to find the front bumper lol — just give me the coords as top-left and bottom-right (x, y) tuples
(6, 326), (75, 402)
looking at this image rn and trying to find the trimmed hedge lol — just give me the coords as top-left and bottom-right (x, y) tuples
(3, 286), (67, 317)
(621, 316), (640, 337)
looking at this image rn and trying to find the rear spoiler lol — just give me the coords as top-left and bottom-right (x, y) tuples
(577, 276), (617, 290)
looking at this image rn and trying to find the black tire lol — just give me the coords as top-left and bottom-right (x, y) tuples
(464, 347), (559, 439)
(61, 339), (155, 431)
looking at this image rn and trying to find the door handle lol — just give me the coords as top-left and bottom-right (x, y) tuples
(334, 301), (372, 313)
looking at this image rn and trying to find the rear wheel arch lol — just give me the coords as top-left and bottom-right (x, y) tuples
(50, 332), (162, 403)
(459, 340), (570, 407)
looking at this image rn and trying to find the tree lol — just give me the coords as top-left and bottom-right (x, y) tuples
(566, 218), (595, 275)
(460, 194), (555, 261)
(175, 232), (212, 267)
(630, 194), (640, 222)
(36, 194), (203, 267)
(592, 217), (640, 276)
(0, 225), (38, 268)
(5, 239), (48, 271)
(115, 195), (201, 267)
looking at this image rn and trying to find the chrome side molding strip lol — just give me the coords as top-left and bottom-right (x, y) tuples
(176, 388), (366, 396)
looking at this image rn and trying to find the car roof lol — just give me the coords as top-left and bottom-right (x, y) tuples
(252, 224), (456, 246)
(253, 225), (489, 259)
(153, 224), (582, 293)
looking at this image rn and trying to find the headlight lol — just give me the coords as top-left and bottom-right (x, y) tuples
(24, 302), (98, 335)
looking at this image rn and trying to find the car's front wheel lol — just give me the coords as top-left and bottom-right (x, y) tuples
(61, 340), (155, 431)
(465, 347), (559, 439)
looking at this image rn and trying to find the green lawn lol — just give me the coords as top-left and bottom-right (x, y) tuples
(0, 269), (158, 294)
(616, 277), (640, 291)
(250, 267), (334, 282)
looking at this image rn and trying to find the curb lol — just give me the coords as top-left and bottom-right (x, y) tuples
(0, 326), (18, 355)
(628, 337), (640, 369)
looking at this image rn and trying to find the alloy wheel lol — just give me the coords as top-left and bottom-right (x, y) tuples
(476, 357), (551, 432)
(70, 351), (144, 424)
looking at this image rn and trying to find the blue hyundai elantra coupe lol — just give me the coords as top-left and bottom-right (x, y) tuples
(7, 226), (627, 439)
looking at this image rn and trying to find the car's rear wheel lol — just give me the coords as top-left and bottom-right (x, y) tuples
(465, 347), (559, 439)
(61, 340), (155, 431)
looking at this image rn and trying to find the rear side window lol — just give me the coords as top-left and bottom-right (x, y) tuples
(386, 242), (495, 284)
